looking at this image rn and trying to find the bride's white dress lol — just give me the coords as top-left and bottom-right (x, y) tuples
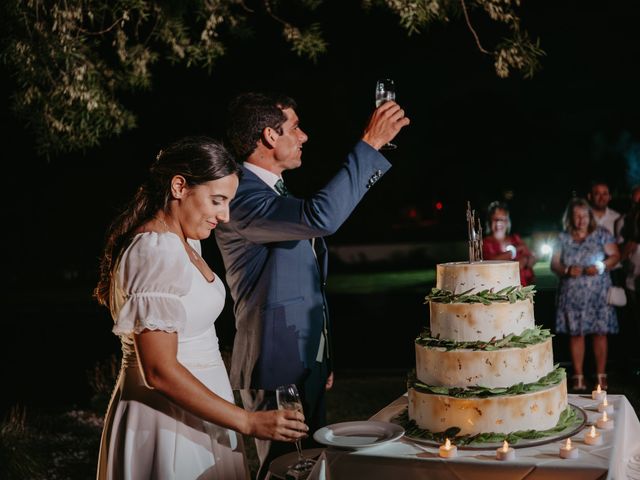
(97, 232), (249, 480)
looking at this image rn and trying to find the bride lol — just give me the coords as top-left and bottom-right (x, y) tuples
(94, 137), (307, 479)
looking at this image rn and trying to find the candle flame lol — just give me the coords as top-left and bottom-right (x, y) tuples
(603, 396), (608, 406)
(596, 384), (601, 393)
(502, 440), (509, 452)
(444, 438), (451, 449)
(565, 438), (572, 449)
(589, 425), (596, 437)
(603, 411), (608, 421)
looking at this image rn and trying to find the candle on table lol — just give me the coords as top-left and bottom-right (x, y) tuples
(559, 438), (579, 459)
(592, 384), (606, 402)
(584, 426), (603, 446)
(496, 440), (515, 461)
(439, 438), (457, 458)
(597, 395), (614, 414)
(596, 411), (614, 430)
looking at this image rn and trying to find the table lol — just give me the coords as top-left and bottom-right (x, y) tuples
(307, 394), (640, 480)
(267, 448), (325, 479)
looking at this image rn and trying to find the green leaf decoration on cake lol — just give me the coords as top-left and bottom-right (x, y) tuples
(415, 325), (552, 351)
(409, 366), (565, 398)
(395, 403), (579, 446)
(425, 285), (536, 305)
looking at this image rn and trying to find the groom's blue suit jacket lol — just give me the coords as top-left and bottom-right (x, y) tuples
(215, 141), (391, 390)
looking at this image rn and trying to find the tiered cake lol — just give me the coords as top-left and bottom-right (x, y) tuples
(408, 261), (568, 437)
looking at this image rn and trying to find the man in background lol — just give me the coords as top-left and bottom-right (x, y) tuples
(588, 180), (621, 235)
(615, 185), (640, 371)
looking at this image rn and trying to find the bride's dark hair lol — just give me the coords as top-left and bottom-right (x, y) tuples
(94, 136), (240, 306)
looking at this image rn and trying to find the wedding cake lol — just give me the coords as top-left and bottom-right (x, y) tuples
(408, 260), (568, 437)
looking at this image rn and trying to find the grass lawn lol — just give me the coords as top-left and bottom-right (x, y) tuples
(5, 261), (639, 479)
(328, 261), (558, 294)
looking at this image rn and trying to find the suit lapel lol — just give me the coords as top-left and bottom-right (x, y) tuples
(240, 164), (328, 278)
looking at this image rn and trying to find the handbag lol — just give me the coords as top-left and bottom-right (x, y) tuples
(607, 286), (627, 307)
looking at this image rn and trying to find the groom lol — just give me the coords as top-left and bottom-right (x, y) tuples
(215, 91), (409, 478)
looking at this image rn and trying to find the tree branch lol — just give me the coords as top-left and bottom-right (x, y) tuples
(77, 15), (126, 36)
(263, 0), (290, 28)
(460, 0), (491, 55)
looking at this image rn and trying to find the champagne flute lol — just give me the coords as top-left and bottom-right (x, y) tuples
(375, 78), (398, 150)
(276, 384), (315, 476)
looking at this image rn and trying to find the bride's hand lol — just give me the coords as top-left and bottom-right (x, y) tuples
(248, 410), (308, 442)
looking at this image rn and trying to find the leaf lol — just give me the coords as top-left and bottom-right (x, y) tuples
(425, 285), (536, 305)
(410, 367), (566, 399)
(444, 426), (461, 438)
(416, 326), (552, 352)
(394, 404), (581, 446)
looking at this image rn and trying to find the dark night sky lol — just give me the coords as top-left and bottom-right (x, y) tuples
(3, 1), (640, 411)
(4, 1), (640, 286)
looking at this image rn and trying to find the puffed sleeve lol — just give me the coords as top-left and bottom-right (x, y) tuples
(112, 232), (192, 335)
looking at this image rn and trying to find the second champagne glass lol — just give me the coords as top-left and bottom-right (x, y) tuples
(275, 384), (315, 476)
(375, 78), (397, 150)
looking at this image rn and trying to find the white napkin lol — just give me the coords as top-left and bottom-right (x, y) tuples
(627, 452), (640, 479)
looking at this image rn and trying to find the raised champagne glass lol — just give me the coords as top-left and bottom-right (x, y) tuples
(375, 78), (397, 150)
(275, 384), (315, 477)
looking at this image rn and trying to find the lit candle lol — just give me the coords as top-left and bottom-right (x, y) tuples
(559, 438), (579, 459)
(592, 384), (606, 402)
(496, 440), (515, 461)
(597, 395), (614, 414)
(596, 411), (614, 430)
(584, 426), (603, 446)
(439, 438), (458, 458)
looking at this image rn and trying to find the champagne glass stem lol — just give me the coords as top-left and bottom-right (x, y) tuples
(295, 440), (304, 461)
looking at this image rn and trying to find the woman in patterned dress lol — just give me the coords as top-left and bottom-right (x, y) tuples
(551, 197), (620, 392)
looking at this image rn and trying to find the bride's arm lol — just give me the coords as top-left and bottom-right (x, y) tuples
(134, 329), (307, 441)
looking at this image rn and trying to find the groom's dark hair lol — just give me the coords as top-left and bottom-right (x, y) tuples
(225, 92), (297, 162)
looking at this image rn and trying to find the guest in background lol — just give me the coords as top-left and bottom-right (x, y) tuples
(615, 185), (640, 354)
(588, 180), (621, 235)
(589, 180), (624, 291)
(94, 137), (307, 479)
(551, 197), (620, 392)
(482, 201), (537, 286)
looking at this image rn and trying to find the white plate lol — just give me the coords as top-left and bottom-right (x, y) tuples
(313, 420), (405, 449)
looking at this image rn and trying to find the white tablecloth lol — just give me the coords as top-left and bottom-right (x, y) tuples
(308, 394), (640, 480)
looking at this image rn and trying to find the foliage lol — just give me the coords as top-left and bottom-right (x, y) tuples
(408, 365), (565, 397)
(425, 284), (536, 305)
(368, 0), (544, 77)
(0, 406), (45, 479)
(416, 325), (552, 351)
(1, 0), (543, 156)
(0, 406), (103, 479)
(395, 403), (580, 445)
(87, 354), (120, 413)
(1, 0), (239, 156)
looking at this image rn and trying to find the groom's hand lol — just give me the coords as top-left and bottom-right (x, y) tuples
(362, 101), (410, 150)
(325, 372), (334, 391)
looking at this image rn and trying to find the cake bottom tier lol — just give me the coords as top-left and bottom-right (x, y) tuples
(408, 378), (568, 436)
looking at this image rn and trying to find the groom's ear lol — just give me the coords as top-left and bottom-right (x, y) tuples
(261, 127), (278, 148)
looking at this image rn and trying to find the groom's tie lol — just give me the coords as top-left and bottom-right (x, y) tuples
(274, 178), (290, 197)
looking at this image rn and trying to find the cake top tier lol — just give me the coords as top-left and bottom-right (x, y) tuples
(436, 261), (520, 293)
